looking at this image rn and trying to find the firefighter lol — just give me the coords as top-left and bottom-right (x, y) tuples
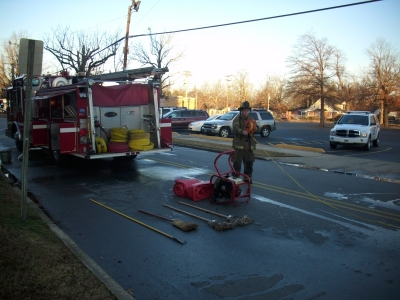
(232, 101), (257, 183)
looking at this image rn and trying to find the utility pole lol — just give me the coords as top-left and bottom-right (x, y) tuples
(183, 71), (191, 108)
(225, 75), (232, 111)
(123, 0), (141, 70)
(21, 40), (35, 222)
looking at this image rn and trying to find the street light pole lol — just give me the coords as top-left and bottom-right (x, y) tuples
(123, 0), (141, 70)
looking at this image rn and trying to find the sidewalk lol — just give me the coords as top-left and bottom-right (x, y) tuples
(172, 133), (400, 184)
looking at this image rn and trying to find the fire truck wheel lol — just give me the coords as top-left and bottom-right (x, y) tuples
(16, 140), (23, 152)
(52, 150), (69, 166)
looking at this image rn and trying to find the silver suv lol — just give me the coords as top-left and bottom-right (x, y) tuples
(201, 109), (276, 138)
(329, 111), (380, 151)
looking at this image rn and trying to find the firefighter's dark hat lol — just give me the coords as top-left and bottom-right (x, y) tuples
(238, 101), (251, 111)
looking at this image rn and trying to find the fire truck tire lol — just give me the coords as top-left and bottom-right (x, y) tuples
(52, 150), (68, 166)
(16, 140), (23, 152)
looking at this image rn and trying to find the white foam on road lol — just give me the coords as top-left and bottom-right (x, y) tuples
(252, 194), (391, 232)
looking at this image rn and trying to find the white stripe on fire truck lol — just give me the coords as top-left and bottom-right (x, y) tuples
(32, 124), (48, 129)
(159, 123), (171, 128)
(60, 127), (78, 133)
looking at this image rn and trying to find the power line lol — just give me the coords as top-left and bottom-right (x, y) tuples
(72, 0), (161, 33)
(102, 0), (382, 53)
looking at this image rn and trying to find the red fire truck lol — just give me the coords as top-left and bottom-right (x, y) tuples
(5, 67), (172, 164)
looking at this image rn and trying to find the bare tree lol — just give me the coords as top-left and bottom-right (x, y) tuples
(366, 38), (400, 126)
(286, 32), (344, 127)
(0, 31), (28, 93)
(130, 32), (184, 93)
(197, 80), (225, 110)
(44, 25), (121, 76)
(255, 74), (287, 113)
(230, 70), (253, 109)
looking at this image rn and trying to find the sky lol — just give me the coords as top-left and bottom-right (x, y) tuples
(1, 0), (399, 90)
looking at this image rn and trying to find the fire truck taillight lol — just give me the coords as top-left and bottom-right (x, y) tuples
(79, 128), (88, 144)
(79, 128), (87, 136)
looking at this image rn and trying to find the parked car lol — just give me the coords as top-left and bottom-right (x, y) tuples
(329, 111), (380, 151)
(201, 109), (276, 138)
(163, 109), (209, 129)
(388, 115), (396, 126)
(188, 114), (222, 132)
(0, 99), (6, 113)
(159, 106), (187, 118)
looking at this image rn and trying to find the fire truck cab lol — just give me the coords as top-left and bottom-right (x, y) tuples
(5, 67), (172, 164)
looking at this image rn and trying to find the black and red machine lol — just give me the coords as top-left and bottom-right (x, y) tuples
(209, 150), (251, 206)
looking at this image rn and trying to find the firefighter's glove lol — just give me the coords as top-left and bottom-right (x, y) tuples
(242, 130), (249, 136)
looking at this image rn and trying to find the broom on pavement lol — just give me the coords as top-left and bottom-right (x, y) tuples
(178, 201), (254, 227)
(163, 204), (235, 231)
(138, 209), (198, 232)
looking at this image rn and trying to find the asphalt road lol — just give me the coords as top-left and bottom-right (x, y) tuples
(185, 120), (400, 163)
(1, 116), (400, 299)
(1, 146), (400, 298)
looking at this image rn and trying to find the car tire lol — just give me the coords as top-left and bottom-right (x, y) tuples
(260, 126), (271, 137)
(372, 134), (379, 147)
(363, 137), (371, 151)
(330, 142), (337, 149)
(219, 127), (231, 138)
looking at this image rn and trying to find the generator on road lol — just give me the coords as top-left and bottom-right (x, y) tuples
(4, 67), (172, 164)
(210, 150), (251, 206)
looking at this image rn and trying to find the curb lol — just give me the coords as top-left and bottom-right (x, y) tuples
(277, 162), (400, 185)
(0, 169), (134, 300)
(273, 143), (325, 153)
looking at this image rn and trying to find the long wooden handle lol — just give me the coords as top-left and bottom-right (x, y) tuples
(163, 204), (211, 222)
(90, 199), (186, 244)
(178, 201), (229, 219)
(138, 209), (173, 222)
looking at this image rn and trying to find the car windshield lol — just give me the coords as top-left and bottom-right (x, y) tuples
(338, 115), (369, 125)
(207, 115), (220, 121)
(219, 112), (238, 120)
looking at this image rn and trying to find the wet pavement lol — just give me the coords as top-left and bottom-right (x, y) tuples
(1, 116), (400, 299)
(172, 133), (400, 184)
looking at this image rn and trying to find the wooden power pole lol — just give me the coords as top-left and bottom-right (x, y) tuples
(123, 0), (141, 70)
